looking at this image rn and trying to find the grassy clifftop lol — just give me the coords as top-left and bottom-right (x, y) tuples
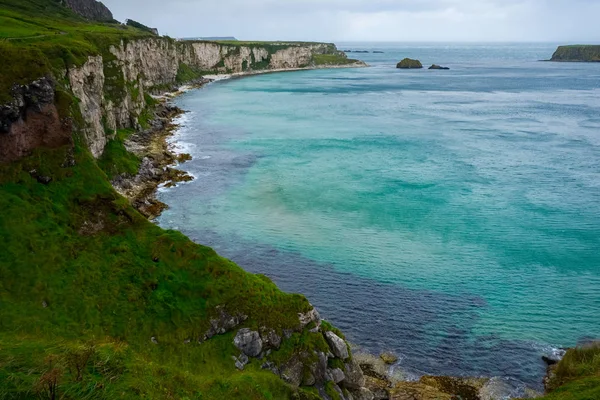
(550, 45), (600, 62)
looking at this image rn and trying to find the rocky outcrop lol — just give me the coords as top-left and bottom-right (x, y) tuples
(234, 328), (263, 357)
(325, 331), (349, 359)
(396, 58), (423, 69)
(429, 64), (449, 70)
(0, 77), (72, 162)
(550, 45), (600, 62)
(62, 0), (113, 22)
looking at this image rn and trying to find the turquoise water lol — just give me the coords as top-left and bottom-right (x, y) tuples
(157, 43), (600, 389)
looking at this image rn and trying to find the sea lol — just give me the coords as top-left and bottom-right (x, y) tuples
(155, 43), (600, 393)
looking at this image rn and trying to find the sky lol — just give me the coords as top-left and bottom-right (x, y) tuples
(102, 0), (600, 43)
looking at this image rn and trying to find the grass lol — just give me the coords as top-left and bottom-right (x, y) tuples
(541, 344), (600, 400)
(312, 54), (356, 66)
(0, 135), (331, 397)
(97, 129), (140, 179)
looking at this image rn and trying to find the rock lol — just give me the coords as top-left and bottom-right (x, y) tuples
(202, 306), (248, 341)
(396, 58), (423, 69)
(365, 376), (391, 400)
(36, 176), (52, 185)
(42, 301), (48, 308)
(309, 351), (330, 385)
(299, 307), (321, 329)
(260, 327), (282, 350)
(330, 368), (346, 384)
(281, 357), (304, 387)
(373, 51), (385, 54)
(234, 353), (249, 370)
(542, 348), (566, 365)
(324, 331), (349, 359)
(479, 377), (525, 400)
(349, 387), (375, 400)
(390, 381), (452, 400)
(63, 0), (114, 22)
(150, 336), (158, 344)
(428, 64), (450, 70)
(343, 359), (366, 389)
(379, 352), (398, 365)
(233, 328), (263, 357)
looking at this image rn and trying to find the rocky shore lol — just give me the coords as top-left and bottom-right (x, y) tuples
(110, 80), (211, 219)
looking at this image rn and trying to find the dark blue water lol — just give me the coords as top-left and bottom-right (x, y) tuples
(156, 43), (600, 390)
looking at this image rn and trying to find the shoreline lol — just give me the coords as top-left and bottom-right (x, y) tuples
(112, 62), (560, 399)
(112, 62), (367, 220)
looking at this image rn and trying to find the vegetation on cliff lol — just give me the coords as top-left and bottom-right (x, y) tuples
(550, 45), (600, 62)
(0, 1), (369, 399)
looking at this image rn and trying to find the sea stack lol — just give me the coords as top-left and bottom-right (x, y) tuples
(429, 64), (450, 70)
(396, 58), (423, 69)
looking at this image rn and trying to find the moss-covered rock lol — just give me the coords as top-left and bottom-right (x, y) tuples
(396, 58), (423, 69)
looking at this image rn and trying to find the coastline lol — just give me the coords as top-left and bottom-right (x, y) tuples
(121, 63), (563, 399)
(113, 62), (368, 220)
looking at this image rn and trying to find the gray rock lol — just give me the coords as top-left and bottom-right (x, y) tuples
(281, 357), (304, 387)
(349, 387), (375, 400)
(330, 368), (346, 384)
(260, 327), (282, 350)
(299, 307), (321, 329)
(324, 331), (349, 359)
(234, 328), (263, 357)
(202, 306), (248, 341)
(343, 359), (366, 389)
(150, 336), (158, 344)
(310, 351), (329, 385)
(234, 353), (249, 370)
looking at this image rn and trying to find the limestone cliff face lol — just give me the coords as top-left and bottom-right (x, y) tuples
(0, 39), (363, 162)
(67, 40), (360, 159)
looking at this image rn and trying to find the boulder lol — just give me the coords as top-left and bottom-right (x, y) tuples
(330, 368), (346, 384)
(350, 387), (375, 400)
(325, 331), (349, 359)
(343, 359), (366, 389)
(63, 0), (113, 22)
(299, 307), (321, 329)
(203, 306), (247, 341)
(396, 58), (423, 69)
(233, 353), (249, 370)
(379, 352), (398, 365)
(233, 328), (263, 357)
(428, 64), (450, 70)
(310, 352), (330, 385)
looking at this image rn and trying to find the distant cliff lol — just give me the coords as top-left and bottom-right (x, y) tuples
(1, 39), (364, 161)
(550, 45), (600, 62)
(62, 0), (113, 21)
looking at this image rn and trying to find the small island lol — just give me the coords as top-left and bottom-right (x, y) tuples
(429, 64), (450, 70)
(550, 45), (600, 62)
(397, 58), (423, 69)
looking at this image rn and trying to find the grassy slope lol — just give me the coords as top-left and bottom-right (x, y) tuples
(0, 2), (333, 399)
(541, 344), (600, 400)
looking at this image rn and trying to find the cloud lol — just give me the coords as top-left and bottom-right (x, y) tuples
(101, 0), (600, 42)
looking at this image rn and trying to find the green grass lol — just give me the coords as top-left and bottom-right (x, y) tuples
(97, 129), (140, 179)
(541, 344), (600, 400)
(312, 54), (356, 66)
(0, 136), (328, 398)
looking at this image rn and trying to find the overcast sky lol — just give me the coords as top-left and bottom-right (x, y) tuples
(102, 0), (600, 42)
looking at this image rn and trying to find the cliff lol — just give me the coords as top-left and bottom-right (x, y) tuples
(0, 1), (371, 399)
(550, 45), (600, 62)
(1, 37), (363, 161)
